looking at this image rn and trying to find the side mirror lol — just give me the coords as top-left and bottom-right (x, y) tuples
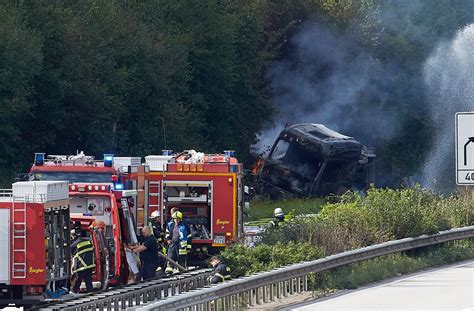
(15, 173), (30, 182)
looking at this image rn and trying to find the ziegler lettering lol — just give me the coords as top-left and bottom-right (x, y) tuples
(29, 267), (45, 274)
(216, 219), (230, 225)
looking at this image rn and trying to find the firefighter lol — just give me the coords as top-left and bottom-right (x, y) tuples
(130, 226), (160, 280)
(71, 229), (95, 293)
(208, 256), (231, 284)
(268, 208), (285, 228)
(167, 207), (179, 224)
(148, 210), (163, 241)
(147, 210), (167, 275)
(165, 211), (192, 274)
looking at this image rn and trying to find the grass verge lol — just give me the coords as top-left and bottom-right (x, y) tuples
(245, 197), (325, 224)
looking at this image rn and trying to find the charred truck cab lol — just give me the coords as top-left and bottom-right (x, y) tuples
(257, 123), (375, 198)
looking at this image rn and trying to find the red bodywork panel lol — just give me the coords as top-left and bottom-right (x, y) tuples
(0, 202), (45, 286)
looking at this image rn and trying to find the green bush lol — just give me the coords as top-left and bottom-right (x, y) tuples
(220, 242), (324, 278)
(259, 186), (474, 255)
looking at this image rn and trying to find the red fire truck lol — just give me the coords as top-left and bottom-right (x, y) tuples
(127, 150), (245, 258)
(0, 181), (70, 307)
(24, 152), (139, 289)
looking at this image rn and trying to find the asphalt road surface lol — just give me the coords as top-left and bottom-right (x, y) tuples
(290, 260), (474, 311)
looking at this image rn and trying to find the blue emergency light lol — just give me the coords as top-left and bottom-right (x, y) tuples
(162, 150), (173, 156)
(224, 150), (236, 157)
(103, 154), (114, 167)
(114, 183), (124, 190)
(35, 153), (45, 166)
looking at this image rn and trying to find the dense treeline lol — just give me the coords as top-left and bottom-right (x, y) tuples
(0, 1), (473, 187)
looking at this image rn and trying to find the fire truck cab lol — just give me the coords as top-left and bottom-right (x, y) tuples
(25, 152), (139, 289)
(68, 184), (137, 288)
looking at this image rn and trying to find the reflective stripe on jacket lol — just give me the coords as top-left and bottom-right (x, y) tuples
(209, 262), (231, 284)
(72, 238), (96, 273)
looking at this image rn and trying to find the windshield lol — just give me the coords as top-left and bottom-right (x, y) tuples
(32, 171), (113, 183)
(270, 139), (323, 179)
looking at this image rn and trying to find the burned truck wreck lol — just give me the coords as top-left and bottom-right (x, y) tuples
(255, 123), (375, 198)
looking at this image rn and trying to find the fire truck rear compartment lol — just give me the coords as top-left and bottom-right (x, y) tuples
(163, 182), (212, 242)
(44, 204), (71, 291)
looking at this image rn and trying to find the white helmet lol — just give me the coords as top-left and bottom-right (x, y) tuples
(274, 208), (284, 217)
(151, 210), (160, 218)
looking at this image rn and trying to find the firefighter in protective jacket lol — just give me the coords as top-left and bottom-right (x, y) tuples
(165, 211), (192, 273)
(208, 256), (231, 284)
(148, 210), (163, 242)
(71, 229), (96, 293)
(268, 208), (285, 228)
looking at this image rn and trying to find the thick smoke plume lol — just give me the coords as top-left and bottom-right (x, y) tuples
(255, 23), (401, 155)
(423, 24), (474, 188)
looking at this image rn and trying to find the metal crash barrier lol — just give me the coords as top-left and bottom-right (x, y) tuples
(134, 226), (474, 311)
(37, 268), (213, 311)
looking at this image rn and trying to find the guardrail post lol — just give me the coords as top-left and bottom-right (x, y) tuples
(303, 275), (308, 291)
(248, 289), (253, 306)
(120, 295), (126, 309)
(262, 285), (267, 303)
(269, 283), (274, 301)
(128, 293), (133, 308)
(237, 292), (242, 309)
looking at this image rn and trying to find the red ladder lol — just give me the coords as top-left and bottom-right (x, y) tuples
(11, 200), (27, 279)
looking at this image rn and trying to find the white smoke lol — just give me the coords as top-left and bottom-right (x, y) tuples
(423, 24), (474, 188)
(254, 23), (401, 155)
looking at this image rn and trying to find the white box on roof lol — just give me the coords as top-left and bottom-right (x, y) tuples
(114, 157), (142, 172)
(145, 155), (173, 171)
(12, 181), (69, 202)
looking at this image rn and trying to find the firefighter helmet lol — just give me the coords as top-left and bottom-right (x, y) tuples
(172, 211), (183, 220)
(274, 208), (284, 217)
(151, 210), (160, 218)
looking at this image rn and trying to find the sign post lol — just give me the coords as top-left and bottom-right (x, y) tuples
(455, 112), (474, 185)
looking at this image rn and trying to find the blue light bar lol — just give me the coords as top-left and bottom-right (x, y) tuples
(114, 183), (124, 190)
(224, 150), (236, 157)
(104, 154), (114, 167)
(35, 153), (45, 166)
(162, 150), (173, 156)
